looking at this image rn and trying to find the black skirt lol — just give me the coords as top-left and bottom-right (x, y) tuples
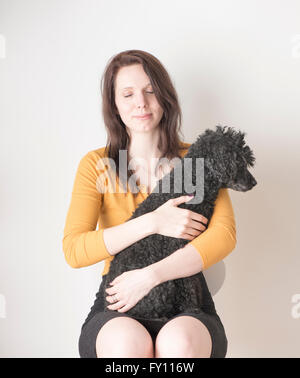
(78, 274), (228, 358)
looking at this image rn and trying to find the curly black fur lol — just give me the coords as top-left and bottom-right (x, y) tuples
(103, 125), (257, 321)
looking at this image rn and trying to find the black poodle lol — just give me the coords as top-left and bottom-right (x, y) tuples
(102, 125), (257, 321)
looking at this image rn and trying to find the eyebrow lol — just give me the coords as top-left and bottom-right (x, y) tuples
(122, 83), (152, 90)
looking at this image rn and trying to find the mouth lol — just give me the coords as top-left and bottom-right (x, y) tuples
(234, 184), (255, 192)
(134, 114), (152, 120)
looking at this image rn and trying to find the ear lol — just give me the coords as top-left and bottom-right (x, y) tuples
(243, 145), (256, 167)
(205, 157), (224, 182)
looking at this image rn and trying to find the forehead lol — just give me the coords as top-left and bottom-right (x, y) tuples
(115, 64), (151, 90)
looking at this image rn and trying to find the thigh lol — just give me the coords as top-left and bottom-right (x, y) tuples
(167, 311), (228, 358)
(154, 314), (211, 358)
(78, 311), (154, 358)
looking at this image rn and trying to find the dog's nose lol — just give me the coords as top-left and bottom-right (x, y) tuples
(252, 178), (257, 187)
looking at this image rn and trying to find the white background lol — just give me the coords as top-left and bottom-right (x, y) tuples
(0, 0), (299, 357)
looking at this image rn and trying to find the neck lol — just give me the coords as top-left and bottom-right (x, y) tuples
(127, 128), (161, 162)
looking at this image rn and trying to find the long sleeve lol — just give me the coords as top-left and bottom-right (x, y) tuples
(62, 151), (112, 268)
(188, 188), (236, 270)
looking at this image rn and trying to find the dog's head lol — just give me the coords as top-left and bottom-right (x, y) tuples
(198, 125), (257, 192)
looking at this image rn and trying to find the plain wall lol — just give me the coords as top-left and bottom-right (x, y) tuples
(0, 0), (299, 357)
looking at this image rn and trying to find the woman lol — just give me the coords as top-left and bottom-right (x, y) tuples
(62, 50), (236, 358)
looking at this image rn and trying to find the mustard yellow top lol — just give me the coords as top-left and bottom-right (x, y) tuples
(62, 142), (236, 275)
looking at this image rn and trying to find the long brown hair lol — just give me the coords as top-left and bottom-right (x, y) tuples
(100, 49), (186, 194)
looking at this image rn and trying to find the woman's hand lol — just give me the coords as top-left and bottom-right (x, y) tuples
(105, 268), (156, 313)
(151, 195), (208, 240)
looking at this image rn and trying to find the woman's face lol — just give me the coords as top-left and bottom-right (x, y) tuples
(114, 64), (164, 136)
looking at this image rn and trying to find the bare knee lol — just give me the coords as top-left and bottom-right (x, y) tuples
(155, 316), (212, 358)
(96, 316), (154, 358)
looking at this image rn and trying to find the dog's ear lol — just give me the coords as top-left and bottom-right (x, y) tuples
(220, 126), (256, 167)
(228, 128), (256, 168)
(243, 145), (256, 167)
(205, 155), (238, 186)
(205, 157), (224, 183)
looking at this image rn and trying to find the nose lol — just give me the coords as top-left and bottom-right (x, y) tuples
(252, 177), (257, 187)
(136, 92), (148, 108)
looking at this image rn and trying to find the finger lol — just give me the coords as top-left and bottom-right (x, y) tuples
(189, 211), (208, 225)
(172, 195), (194, 206)
(107, 300), (126, 311)
(105, 287), (116, 295)
(106, 296), (116, 303)
(189, 219), (207, 232)
(183, 227), (202, 238)
(117, 304), (131, 313)
(185, 227), (203, 237)
(180, 233), (195, 240)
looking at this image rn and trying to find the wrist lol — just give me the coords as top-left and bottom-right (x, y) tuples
(143, 264), (161, 288)
(143, 212), (158, 235)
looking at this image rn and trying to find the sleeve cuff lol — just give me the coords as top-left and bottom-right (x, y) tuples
(189, 239), (208, 270)
(98, 228), (113, 259)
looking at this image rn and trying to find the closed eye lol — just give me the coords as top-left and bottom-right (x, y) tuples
(124, 91), (154, 98)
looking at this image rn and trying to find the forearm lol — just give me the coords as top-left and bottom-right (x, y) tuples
(103, 212), (155, 256)
(146, 243), (204, 287)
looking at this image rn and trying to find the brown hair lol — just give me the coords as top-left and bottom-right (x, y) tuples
(100, 49), (186, 194)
